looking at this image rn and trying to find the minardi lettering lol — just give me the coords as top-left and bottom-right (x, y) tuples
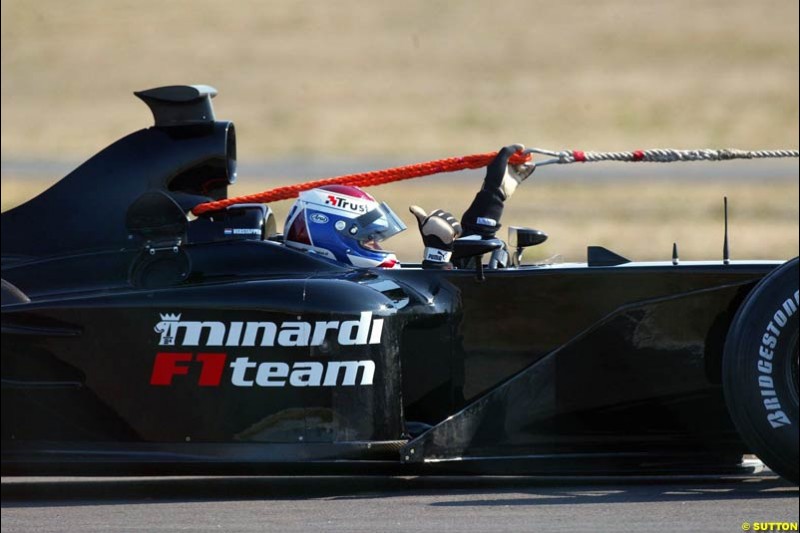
(155, 312), (383, 347)
(150, 353), (375, 387)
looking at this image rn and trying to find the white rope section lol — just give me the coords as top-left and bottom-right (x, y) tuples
(527, 148), (800, 166)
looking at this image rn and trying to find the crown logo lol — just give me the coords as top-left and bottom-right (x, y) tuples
(159, 313), (182, 321)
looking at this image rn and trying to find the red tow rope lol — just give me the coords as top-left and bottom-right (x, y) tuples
(191, 150), (532, 216)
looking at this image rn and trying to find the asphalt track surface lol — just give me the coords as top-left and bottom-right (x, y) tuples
(2, 472), (798, 532)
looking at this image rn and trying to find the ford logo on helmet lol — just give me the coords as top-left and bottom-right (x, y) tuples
(309, 213), (329, 224)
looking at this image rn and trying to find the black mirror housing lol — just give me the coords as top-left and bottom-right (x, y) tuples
(452, 237), (504, 261)
(508, 227), (548, 249)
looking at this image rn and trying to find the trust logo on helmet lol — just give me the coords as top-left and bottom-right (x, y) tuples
(324, 194), (368, 213)
(284, 185), (405, 268)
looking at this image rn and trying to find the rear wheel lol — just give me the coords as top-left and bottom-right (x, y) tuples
(722, 258), (799, 484)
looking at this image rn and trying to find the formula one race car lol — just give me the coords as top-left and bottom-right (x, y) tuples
(2, 86), (798, 483)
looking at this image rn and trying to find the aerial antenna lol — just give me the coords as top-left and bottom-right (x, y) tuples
(672, 242), (679, 265)
(723, 196), (730, 265)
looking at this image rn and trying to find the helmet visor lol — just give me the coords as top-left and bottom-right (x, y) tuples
(339, 202), (407, 244)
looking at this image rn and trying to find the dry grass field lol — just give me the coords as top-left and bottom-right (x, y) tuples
(2, 0), (798, 158)
(1, 0), (797, 263)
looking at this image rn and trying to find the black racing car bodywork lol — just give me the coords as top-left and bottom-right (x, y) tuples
(2, 86), (798, 481)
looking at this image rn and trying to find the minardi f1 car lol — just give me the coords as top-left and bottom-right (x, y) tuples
(2, 86), (797, 483)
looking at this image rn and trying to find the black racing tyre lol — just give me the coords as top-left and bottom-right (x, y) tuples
(723, 257), (799, 484)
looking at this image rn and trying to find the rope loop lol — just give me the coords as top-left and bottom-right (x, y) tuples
(191, 146), (798, 215)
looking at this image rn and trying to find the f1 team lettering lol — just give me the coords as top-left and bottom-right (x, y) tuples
(757, 289), (799, 428)
(151, 312), (380, 389)
(151, 353), (375, 388)
(154, 312), (383, 347)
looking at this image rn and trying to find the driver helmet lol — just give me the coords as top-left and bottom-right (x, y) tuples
(284, 185), (406, 268)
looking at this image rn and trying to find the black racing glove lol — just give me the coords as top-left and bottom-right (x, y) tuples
(461, 143), (535, 238)
(409, 206), (463, 268)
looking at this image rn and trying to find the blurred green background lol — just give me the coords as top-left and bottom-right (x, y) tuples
(2, 0), (798, 262)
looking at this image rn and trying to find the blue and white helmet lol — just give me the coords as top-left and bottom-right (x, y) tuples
(284, 185), (406, 268)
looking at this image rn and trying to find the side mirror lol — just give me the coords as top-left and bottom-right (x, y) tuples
(125, 191), (187, 241)
(452, 237), (504, 281)
(452, 237), (504, 261)
(126, 191), (191, 289)
(508, 227), (548, 248)
(509, 227), (548, 267)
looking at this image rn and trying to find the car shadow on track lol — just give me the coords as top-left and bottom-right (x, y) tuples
(1, 473), (796, 508)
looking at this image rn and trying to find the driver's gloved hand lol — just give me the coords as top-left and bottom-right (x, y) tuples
(409, 206), (462, 269)
(461, 143), (536, 238)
